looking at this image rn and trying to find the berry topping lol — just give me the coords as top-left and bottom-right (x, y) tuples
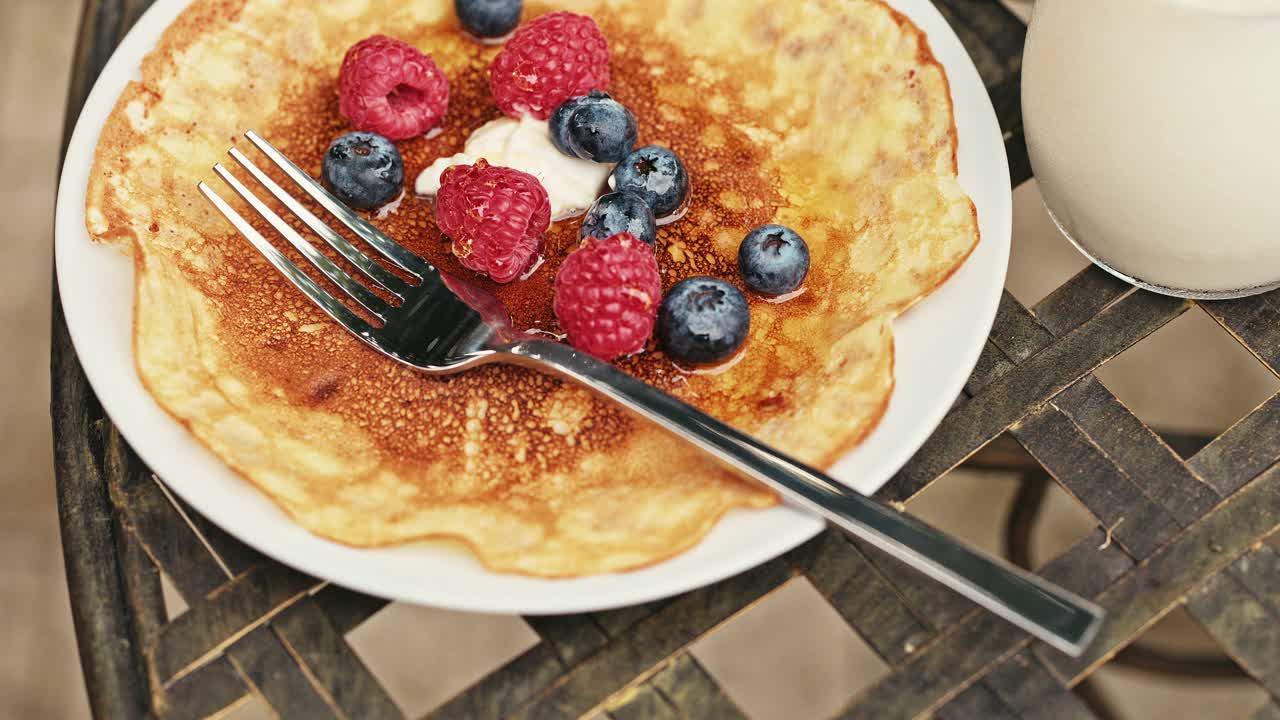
(738, 224), (811, 295)
(322, 132), (405, 210)
(455, 0), (523, 40)
(339, 35), (449, 141)
(549, 91), (637, 162)
(658, 277), (750, 365)
(548, 93), (591, 154)
(554, 233), (661, 360)
(434, 159), (551, 283)
(489, 12), (610, 120)
(612, 145), (690, 218)
(580, 191), (657, 246)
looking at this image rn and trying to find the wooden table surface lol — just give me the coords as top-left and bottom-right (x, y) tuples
(52, 1), (1280, 718)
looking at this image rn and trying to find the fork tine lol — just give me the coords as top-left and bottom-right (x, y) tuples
(227, 147), (410, 298)
(198, 181), (376, 338)
(213, 164), (392, 319)
(244, 130), (433, 278)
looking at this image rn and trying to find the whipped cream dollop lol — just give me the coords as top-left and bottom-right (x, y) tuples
(415, 116), (614, 220)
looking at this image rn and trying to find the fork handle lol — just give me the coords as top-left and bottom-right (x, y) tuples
(503, 339), (1103, 657)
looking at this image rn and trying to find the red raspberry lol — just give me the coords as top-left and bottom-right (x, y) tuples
(554, 233), (661, 360)
(339, 35), (449, 141)
(435, 160), (552, 283)
(489, 12), (610, 120)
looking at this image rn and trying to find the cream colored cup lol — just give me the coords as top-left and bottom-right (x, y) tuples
(1023, 0), (1280, 298)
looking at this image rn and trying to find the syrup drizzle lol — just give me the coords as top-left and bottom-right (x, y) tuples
(524, 327), (567, 340)
(374, 189), (406, 220)
(655, 199), (691, 227)
(762, 287), (807, 304)
(671, 347), (749, 376)
(518, 254), (546, 281)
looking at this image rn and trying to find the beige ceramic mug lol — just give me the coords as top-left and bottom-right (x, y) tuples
(1022, 0), (1280, 298)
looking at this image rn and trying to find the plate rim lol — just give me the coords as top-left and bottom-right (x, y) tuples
(53, 0), (1011, 614)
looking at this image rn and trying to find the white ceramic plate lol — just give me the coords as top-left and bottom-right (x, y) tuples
(55, 0), (1011, 615)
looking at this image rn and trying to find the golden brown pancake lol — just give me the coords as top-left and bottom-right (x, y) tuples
(85, 0), (978, 576)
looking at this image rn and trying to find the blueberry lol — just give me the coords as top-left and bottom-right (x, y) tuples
(580, 191), (657, 246)
(738, 224), (810, 295)
(322, 132), (403, 210)
(612, 145), (689, 218)
(549, 91), (637, 163)
(549, 94), (593, 156)
(658, 277), (750, 364)
(454, 0), (522, 39)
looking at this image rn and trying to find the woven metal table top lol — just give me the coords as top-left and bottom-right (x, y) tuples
(52, 1), (1280, 718)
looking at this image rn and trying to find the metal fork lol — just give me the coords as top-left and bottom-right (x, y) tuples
(199, 130), (1104, 657)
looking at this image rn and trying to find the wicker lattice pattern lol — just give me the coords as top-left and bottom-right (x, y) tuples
(53, 1), (1280, 718)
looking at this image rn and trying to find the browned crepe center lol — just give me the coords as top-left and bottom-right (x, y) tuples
(205, 20), (824, 476)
